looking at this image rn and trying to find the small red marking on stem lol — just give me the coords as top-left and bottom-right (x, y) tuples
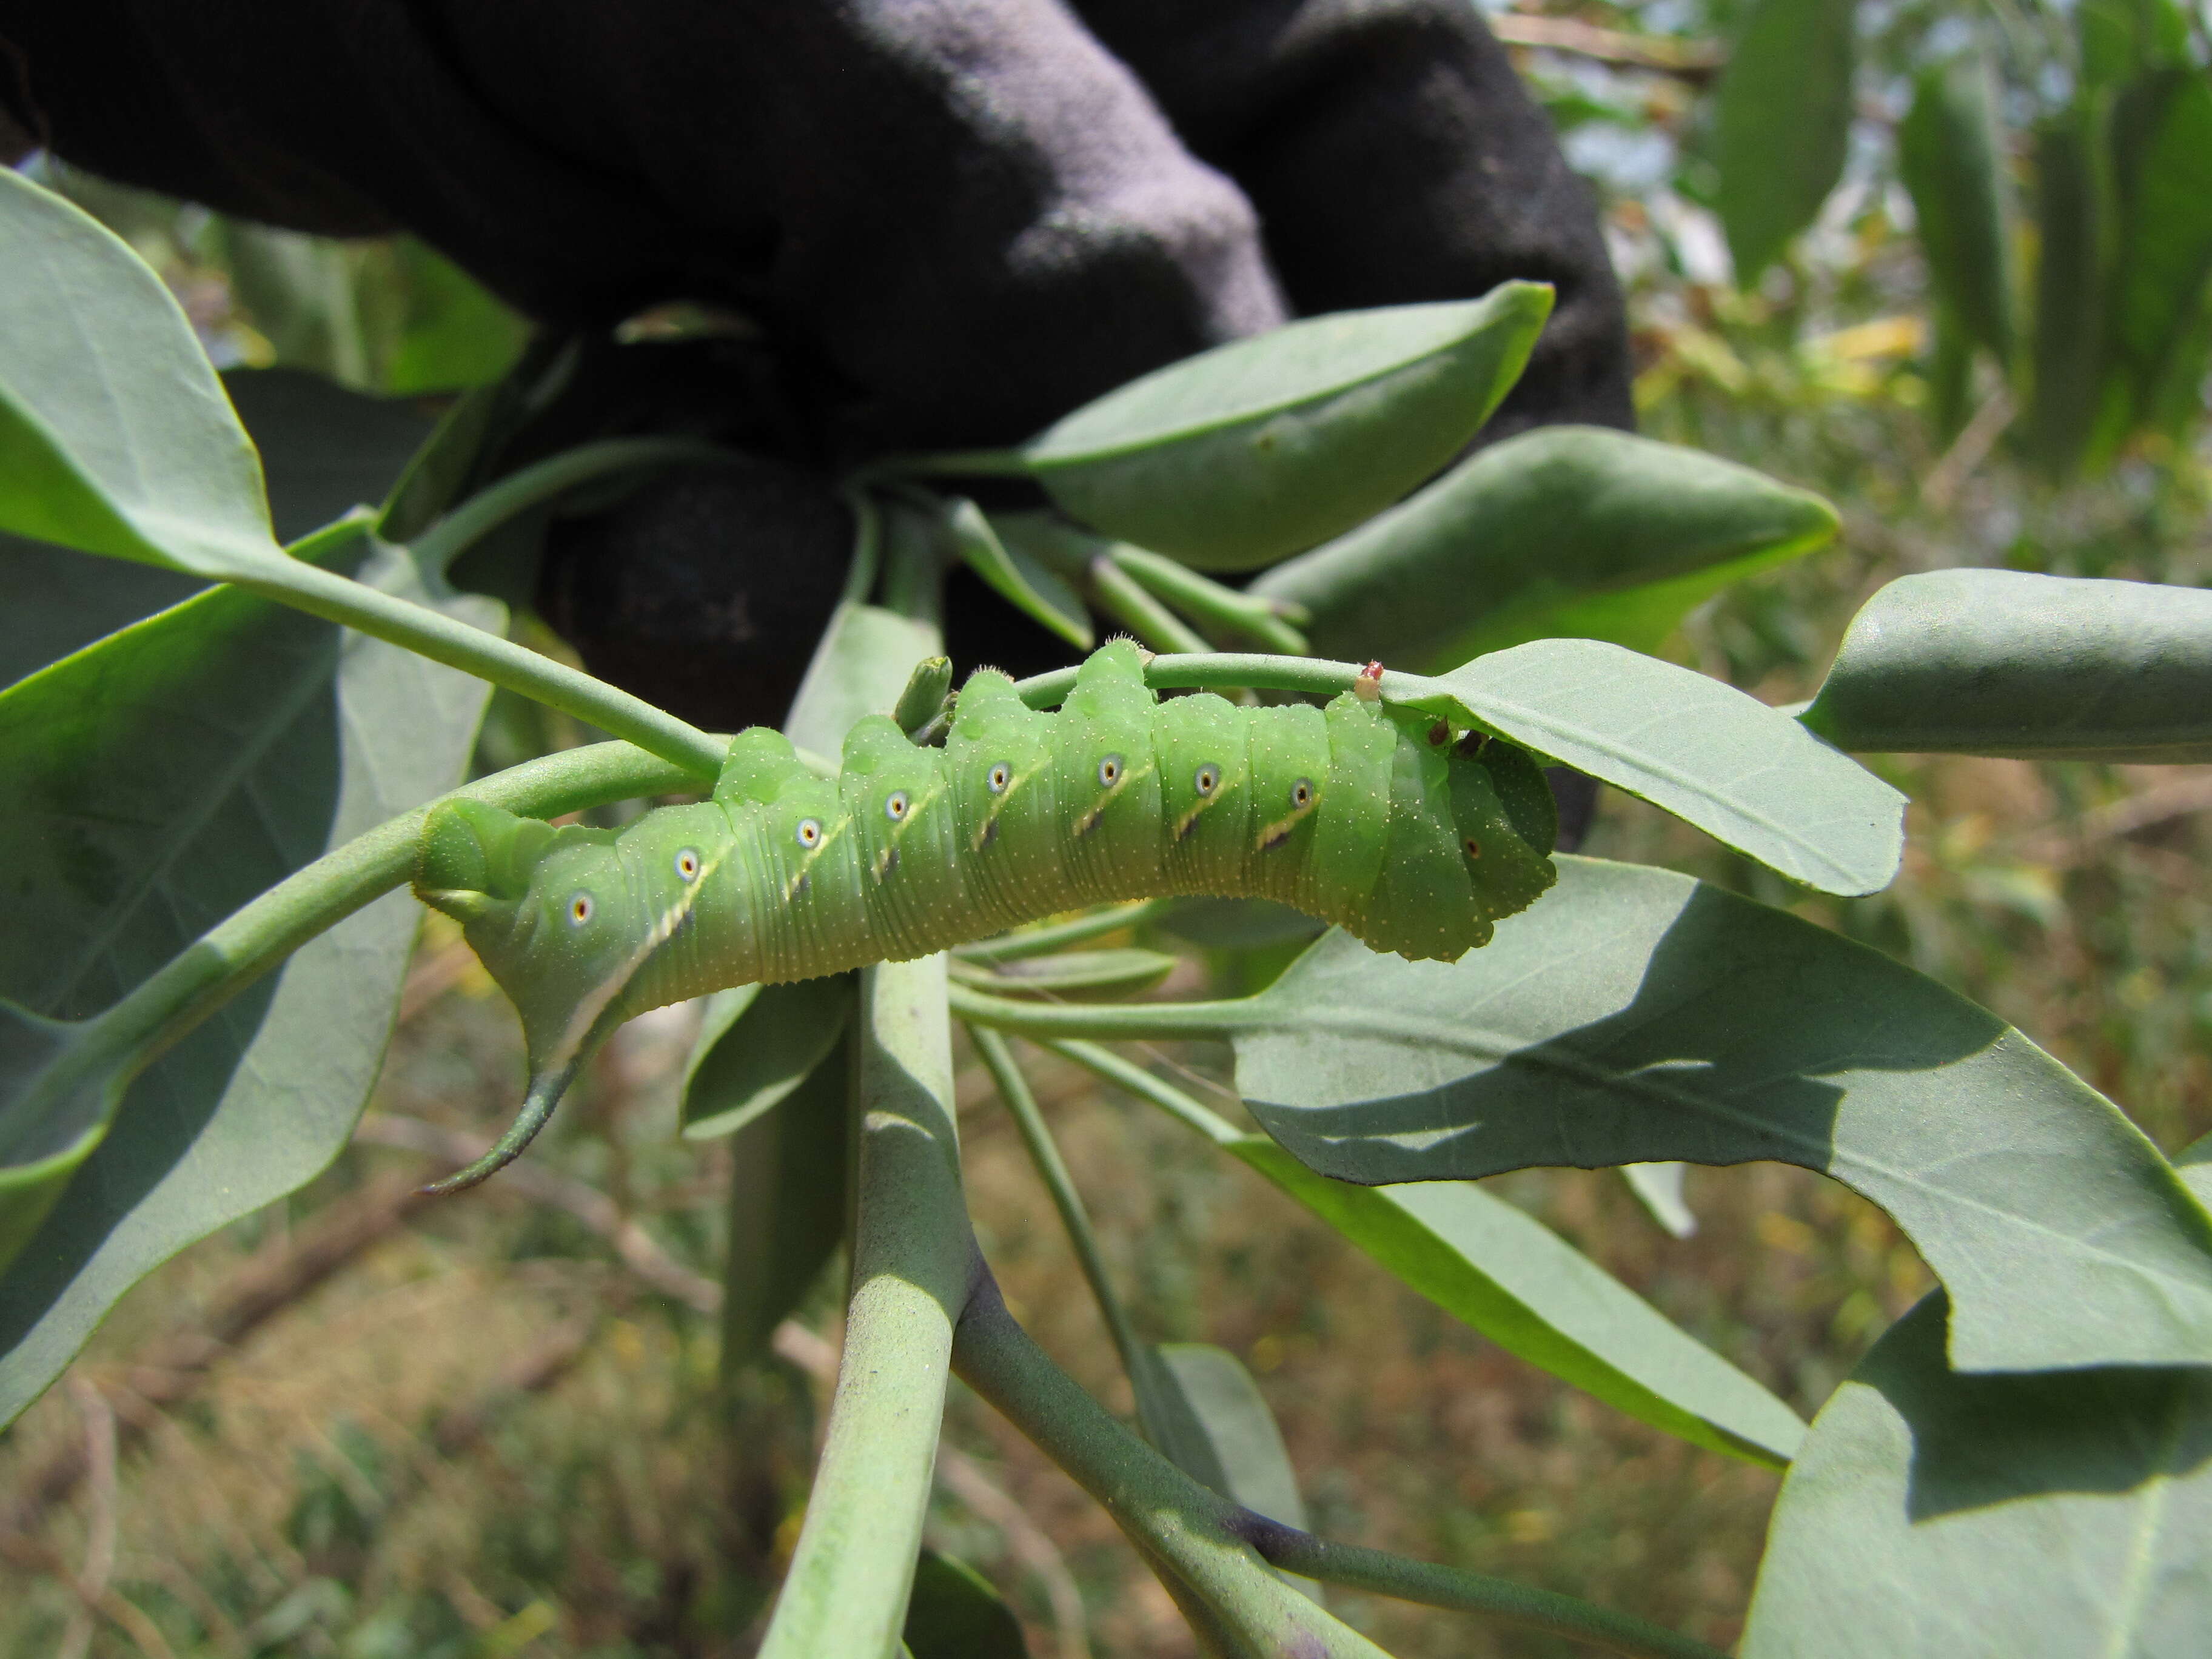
(1354, 660), (1384, 702)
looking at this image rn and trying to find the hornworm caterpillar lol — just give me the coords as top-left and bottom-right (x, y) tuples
(415, 642), (1557, 1191)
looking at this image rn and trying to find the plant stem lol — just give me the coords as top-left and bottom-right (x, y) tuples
(954, 899), (1170, 964)
(760, 956), (977, 1659)
(406, 436), (736, 575)
(840, 484), (885, 605)
(948, 980), (1259, 1041)
(233, 554), (725, 777)
(1015, 651), (1371, 709)
(1246, 1529), (1730, 1658)
(967, 1028), (1151, 1397)
(1106, 546), (1312, 655)
(954, 1284), (1726, 1659)
(1037, 1039), (1244, 1147)
(1086, 555), (1213, 655)
(955, 1277), (1393, 1658)
(77, 742), (700, 1081)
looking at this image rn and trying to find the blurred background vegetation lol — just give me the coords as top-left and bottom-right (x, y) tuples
(4, 0), (2208, 1654)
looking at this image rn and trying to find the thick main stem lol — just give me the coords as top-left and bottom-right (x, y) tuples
(760, 956), (977, 1659)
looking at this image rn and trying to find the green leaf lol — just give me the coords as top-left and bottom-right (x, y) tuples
(902, 1550), (1027, 1659)
(720, 1027), (851, 1370)
(1248, 426), (1838, 669)
(1388, 641), (1903, 895)
(1621, 1163), (1698, 1240)
(939, 495), (1091, 649)
(2025, 115), (2109, 478)
(0, 539), (496, 1424)
(948, 948), (1179, 1000)
(1899, 53), (2016, 365)
(378, 238), (529, 397)
(1151, 1344), (1310, 1526)
(1148, 897), (1326, 953)
(1715, 0), (1857, 283)
(1021, 284), (1554, 572)
(682, 975), (854, 1141)
(1800, 569), (2212, 761)
(1228, 1138), (1802, 1467)
(1146, 1342), (1326, 1601)
(0, 167), (284, 578)
(785, 602), (944, 757)
(1741, 1292), (2212, 1657)
(2105, 69), (2212, 434)
(0, 533), (204, 689)
(218, 222), (375, 387)
(1230, 857), (2212, 1372)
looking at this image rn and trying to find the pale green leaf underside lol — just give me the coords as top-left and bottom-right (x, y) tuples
(1389, 640), (1905, 896)
(0, 167), (281, 579)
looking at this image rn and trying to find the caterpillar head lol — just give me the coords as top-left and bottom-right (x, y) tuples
(414, 799), (648, 1194)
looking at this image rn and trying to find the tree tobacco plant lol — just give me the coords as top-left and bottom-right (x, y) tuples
(1, 165), (2208, 1656)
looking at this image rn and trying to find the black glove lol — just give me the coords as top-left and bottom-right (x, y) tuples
(1, 0), (1632, 746)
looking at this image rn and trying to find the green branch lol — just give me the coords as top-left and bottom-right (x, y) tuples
(948, 979), (1259, 1041)
(761, 955), (978, 1658)
(404, 436), (738, 574)
(1105, 545), (1312, 656)
(236, 551), (725, 777)
(954, 1282), (1724, 1659)
(1037, 1038), (1245, 1147)
(1014, 651), (1371, 709)
(1246, 1526), (1729, 1658)
(1086, 552), (1213, 655)
(954, 899), (1170, 964)
(968, 1028), (1155, 1408)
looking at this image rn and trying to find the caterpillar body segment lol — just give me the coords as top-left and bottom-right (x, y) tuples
(414, 641), (1557, 1191)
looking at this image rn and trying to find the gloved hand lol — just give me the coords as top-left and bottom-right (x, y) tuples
(1, 0), (1632, 745)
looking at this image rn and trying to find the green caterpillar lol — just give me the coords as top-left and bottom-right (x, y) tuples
(415, 642), (1557, 1191)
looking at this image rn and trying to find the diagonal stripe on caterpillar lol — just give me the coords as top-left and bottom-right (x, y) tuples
(413, 640), (1557, 1190)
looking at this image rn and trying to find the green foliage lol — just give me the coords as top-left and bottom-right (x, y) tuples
(1393, 640), (1903, 894)
(1801, 569), (2212, 760)
(1225, 1137), (1806, 1468)
(681, 976), (855, 1141)
(1252, 424), (1839, 668)
(1221, 861), (2212, 1372)
(1899, 54), (2015, 367)
(1014, 283), (1553, 570)
(0, 167), (282, 578)
(1715, 0), (1857, 283)
(903, 1549), (1030, 1658)
(718, 1024), (851, 1370)
(5, 132), (2211, 1659)
(1743, 1292), (2212, 1654)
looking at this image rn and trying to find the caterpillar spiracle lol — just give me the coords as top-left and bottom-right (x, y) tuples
(414, 641), (1558, 1191)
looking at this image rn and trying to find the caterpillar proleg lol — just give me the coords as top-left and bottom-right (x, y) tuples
(415, 641), (1557, 1190)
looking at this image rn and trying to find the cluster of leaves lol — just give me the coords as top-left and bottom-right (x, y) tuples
(4, 146), (2212, 1658)
(1503, 0), (2212, 476)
